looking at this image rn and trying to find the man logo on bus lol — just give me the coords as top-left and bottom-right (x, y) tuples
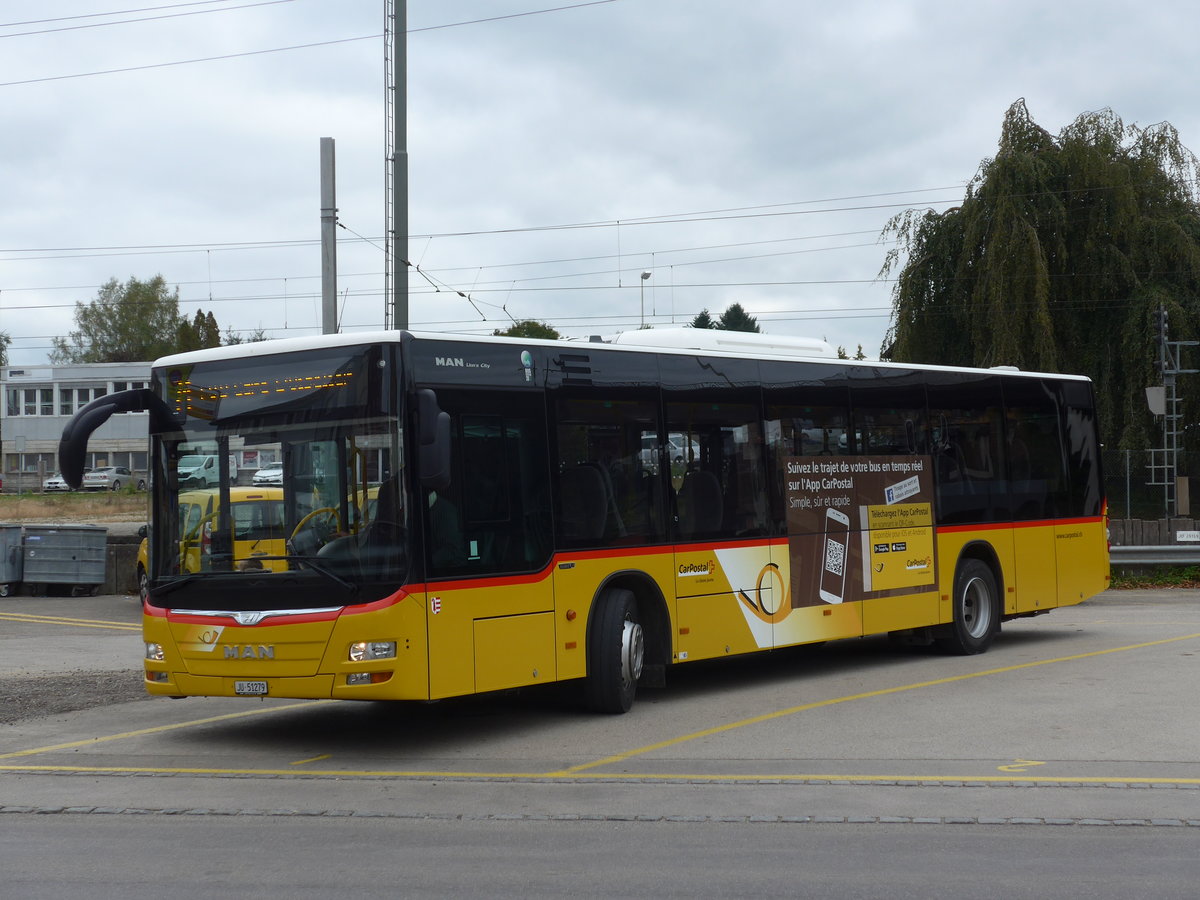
(435, 357), (465, 367)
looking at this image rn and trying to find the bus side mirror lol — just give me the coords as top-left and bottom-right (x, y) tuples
(416, 389), (451, 491)
(58, 388), (177, 489)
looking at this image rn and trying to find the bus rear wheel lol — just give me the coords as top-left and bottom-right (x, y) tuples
(585, 588), (644, 714)
(936, 558), (999, 655)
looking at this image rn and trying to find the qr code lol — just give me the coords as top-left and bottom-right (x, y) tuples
(824, 536), (845, 576)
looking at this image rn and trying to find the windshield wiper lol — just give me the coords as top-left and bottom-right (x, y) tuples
(151, 557), (358, 599)
(253, 555), (359, 595)
(153, 574), (201, 598)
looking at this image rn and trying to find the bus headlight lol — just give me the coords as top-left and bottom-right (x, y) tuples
(145, 642), (165, 661)
(349, 641), (396, 662)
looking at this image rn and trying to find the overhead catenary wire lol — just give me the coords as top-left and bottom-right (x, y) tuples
(0, 0), (294, 39)
(4, 183), (1136, 264)
(0, 0), (620, 87)
(1, 1), (249, 28)
(1, 180), (1168, 360)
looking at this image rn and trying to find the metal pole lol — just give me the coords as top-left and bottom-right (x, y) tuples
(320, 137), (338, 335)
(1125, 449), (1131, 520)
(392, 1), (408, 330)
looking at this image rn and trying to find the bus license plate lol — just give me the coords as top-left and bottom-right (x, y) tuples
(234, 680), (268, 696)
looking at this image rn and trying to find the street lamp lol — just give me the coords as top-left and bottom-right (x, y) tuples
(639, 271), (651, 327)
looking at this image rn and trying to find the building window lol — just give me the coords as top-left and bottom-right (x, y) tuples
(7, 386), (55, 416)
(59, 386), (109, 416)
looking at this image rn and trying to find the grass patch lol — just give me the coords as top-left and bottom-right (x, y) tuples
(1110, 566), (1200, 590)
(0, 491), (148, 522)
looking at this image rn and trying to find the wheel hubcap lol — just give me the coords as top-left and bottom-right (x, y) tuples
(962, 576), (992, 639)
(620, 618), (645, 689)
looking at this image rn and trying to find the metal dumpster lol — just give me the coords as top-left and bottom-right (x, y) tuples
(0, 524), (21, 597)
(21, 524), (108, 596)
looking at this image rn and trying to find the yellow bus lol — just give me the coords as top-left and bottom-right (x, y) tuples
(60, 329), (1109, 713)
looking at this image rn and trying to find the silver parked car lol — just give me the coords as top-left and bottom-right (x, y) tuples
(82, 466), (141, 491)
(252, 461), (283, 486)
(43, 472), (71, 492)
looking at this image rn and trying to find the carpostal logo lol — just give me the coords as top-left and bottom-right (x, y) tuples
(906, 556), (933, 571)
(678, 560), (716, 578)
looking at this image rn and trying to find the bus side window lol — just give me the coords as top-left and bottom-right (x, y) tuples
(927, 376), (1006, 525)
(552, 396), (664, 549)
(667, 401), (766, 541)
(1003, 377), (1071, 521)
(930, 404), (1005, 524)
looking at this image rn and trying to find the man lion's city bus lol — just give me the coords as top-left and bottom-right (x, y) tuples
(59, 328), (1109, 713)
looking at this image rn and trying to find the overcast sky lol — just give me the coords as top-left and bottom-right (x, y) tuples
(2, 0), (1197, 366)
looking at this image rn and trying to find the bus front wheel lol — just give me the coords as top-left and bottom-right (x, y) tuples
(585, 588), (644, 714)
(936, 558), (999, 655)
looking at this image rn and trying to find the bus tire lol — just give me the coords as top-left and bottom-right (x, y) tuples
(936, 558), (999, 655)
(585, 588), (644, 714)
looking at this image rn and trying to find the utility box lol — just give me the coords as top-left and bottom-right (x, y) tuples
(22, 524), (108, 596)
(0, 524), (22, 597)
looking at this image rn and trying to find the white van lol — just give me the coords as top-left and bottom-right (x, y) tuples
(177, 454), (238, 487)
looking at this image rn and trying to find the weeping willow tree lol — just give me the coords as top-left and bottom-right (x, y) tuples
(881, 99), (1200, 450)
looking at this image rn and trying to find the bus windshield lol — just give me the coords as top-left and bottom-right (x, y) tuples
(146, 342), (407, 610)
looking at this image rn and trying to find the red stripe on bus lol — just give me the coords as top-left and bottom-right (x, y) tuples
(937, 516), (1104, 534)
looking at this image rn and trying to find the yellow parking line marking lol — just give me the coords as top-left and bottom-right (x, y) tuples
(0, 613), (140, 632)
(1, 764), (1199, 787)
(997, 759), (1047, 772)
(555, 631), (1200, 775)
(290, 754), (332, 766)
(3, 634), (1198, 787)
(0, 700), (331, 761)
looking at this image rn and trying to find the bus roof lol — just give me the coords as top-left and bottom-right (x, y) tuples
(151, 328), (1092, 383)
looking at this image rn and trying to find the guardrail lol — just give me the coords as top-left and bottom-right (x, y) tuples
(1110, 545), (1200, 565)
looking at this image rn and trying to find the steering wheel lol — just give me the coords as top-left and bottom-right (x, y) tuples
(288, 506), (344, 555)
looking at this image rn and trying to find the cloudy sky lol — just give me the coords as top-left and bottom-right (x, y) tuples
(1, 0), (1197, 366)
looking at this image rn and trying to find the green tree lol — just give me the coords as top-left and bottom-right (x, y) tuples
(493, 320), (560, 339)
(881, 100), (1200, 450)
(715, 302), (760, 333)
(692, 304), (760, 332)
(0, 330), (10, 367)
(176, 310), (222, 353)
(223, 326), (269, 345)
(51, 276), (190, 363)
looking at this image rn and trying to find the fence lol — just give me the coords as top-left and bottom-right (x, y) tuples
(1102, 449), (1200, 522)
